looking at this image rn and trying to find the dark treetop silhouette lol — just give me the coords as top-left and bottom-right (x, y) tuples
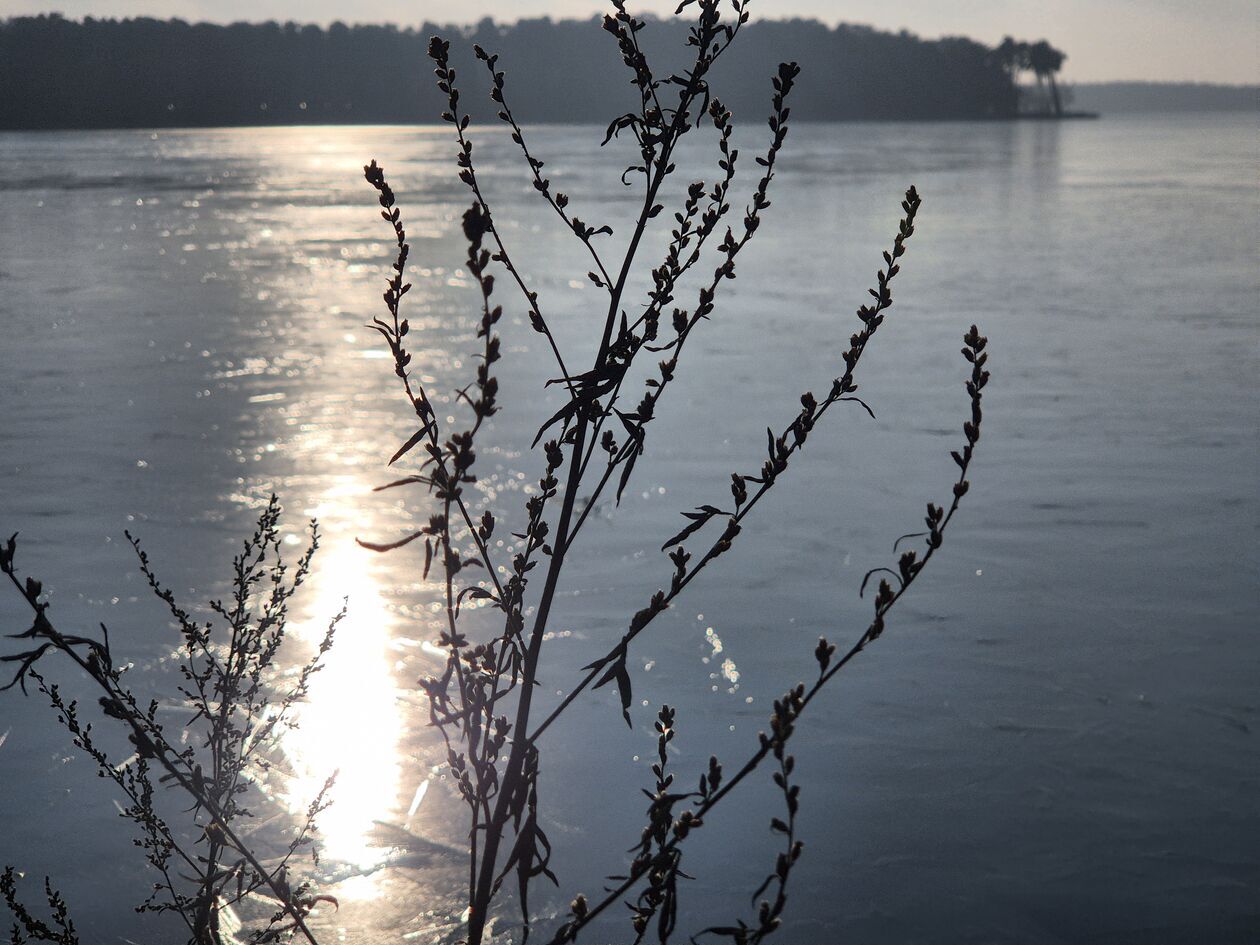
(0, 13), (1039, 129)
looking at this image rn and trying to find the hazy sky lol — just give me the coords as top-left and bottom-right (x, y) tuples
(4, 0), (1257, 84)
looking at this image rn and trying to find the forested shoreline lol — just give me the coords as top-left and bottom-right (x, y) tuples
(9, 14), (1248, 131)
(2, 13), (1027, 128)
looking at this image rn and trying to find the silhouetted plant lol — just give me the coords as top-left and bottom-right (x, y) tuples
(2, 3), (991, 943)
(2, 869), (77, 945)
(355, 3), (990, 944)
(1, 498), (341, 944)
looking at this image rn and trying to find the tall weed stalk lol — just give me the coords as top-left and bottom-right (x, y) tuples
(358, 2), (989, 943)
(2, 2), (989, 943)
(1, 500), (340, 944)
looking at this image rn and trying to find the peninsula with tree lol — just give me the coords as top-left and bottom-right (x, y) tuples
(1, 14), (1082, 129)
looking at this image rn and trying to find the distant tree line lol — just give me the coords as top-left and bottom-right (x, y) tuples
(1069, 82), (1259, 114)
(0, 14), (1045, 129)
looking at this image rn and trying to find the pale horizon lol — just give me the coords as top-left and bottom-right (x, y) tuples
(2, 0), (1258, 85)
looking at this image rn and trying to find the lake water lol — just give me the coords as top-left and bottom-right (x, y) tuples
(0, 114), (1257, 944)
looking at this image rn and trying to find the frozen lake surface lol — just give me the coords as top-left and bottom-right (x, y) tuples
(0, 114), (1257, 943)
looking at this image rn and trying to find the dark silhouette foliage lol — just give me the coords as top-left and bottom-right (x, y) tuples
(1, 501), (339, 944)
(991, 36), (1069, 115)
(0, 12), (1025, 130)
(2, 4), (992, 943)
(350, 4), (989, 943)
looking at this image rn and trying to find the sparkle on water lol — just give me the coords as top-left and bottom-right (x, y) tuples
(281, 528), (402, 876)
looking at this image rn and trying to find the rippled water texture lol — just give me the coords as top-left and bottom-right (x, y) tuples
(1, 115), (1257, 943)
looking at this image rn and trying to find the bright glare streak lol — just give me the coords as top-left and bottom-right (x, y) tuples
(283, 537), (401, 874)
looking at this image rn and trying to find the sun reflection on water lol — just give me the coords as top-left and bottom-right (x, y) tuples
(283, 533), (401, 879)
